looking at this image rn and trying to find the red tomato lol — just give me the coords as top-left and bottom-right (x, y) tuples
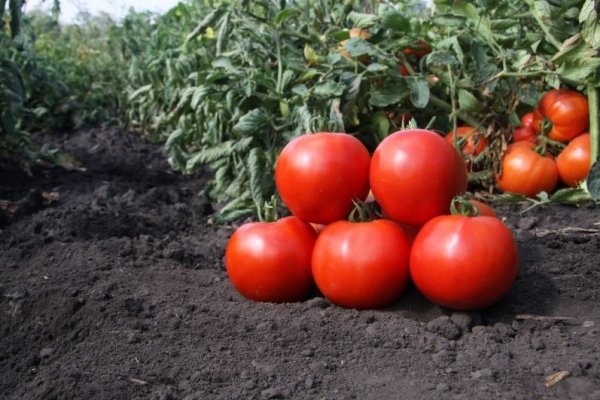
(402, 39), (432, 58)
(370, 129), (468, 226)
(533, 89), (589, 142)
(556, 133), (591, 187)
(225, 216), (316, 303)
(410, 214), (519, 310)
(312, 219), (411, 309)
(496, 141), (558, 197)
(468, 200), (498, 218)
(275, 132), (370, 224)
(445, 126), (488, 159)
(398, 62), (410, 76)
(520, 112), (535, 130)
(512, 126), (537, 143)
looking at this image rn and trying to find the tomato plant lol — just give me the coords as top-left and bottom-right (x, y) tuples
(445, 126), (488, 160)
(533, 89), (589, 143)
(370, 129), (468, 226)
(496, 142), (559, 197)
(275, 132), (370, 224)
(410, 213), (519, 310)
(225, 216), (316, 303)
(312, 219), (411, 309)
(556, 133), (591, 187)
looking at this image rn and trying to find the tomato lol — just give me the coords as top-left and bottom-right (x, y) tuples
(533, 89), (589, 142)
(312, 219), (411, 309)
(512, 126), (537, 143)
(225, 216), (316, 303)
(275, 132), (370, 224)
(445, 126), (488, 160)
(496, 141), (558, 197)
(520, 112), (535, 130)
(370, 129), (468, 226)
(398, 62), (410, 76)
(410, 214), (519, 310)
(556, 133), (591, 187)
(402, 39), (432, 58)
(468, 200), (498, 218)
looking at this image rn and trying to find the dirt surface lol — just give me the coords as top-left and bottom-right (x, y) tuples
(1, 127), (600, 400)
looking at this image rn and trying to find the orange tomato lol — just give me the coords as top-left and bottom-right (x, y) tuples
(556, 133), (591, 187)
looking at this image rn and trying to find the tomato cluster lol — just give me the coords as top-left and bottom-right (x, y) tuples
(499, 89), (591, 196)
(225, 129), (519, 311)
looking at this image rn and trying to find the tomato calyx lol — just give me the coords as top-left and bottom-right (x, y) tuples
(534, 134), (566, 156)
(450, 195), (480, 217)
(257, 195), (281, 222)
(348, 199), (380, 222)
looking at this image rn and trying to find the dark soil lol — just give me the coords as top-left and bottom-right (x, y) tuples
(1, 128), (600, 400)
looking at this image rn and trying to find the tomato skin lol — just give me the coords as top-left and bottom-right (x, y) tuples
(468, 200), (498, 218)
(225, 216), (316, 303)
(402, 39), (432, 58)
(496, 141), (558, 197)
(275, 132), (370, 224)
(520, 112), (535, 130)
(512, 126), (537, 143)
(410, 215), (519, 310)
(556, 133), (591, 187)
(312, 219), (411, 309)
(445, 126), (488, 159)
(370, 129), (468, 226)
(533, 89), (589, 142)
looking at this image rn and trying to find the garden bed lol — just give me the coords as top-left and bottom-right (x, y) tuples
(1, 128), (599, 400)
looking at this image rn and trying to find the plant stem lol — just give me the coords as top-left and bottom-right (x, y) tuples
(589, 84), (599, 165)
(525, 0), (562, 50)
(428, 94), (482, 130)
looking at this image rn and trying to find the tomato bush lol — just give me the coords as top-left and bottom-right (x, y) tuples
(312, 219), (411, 310)
(556, 133), (591, 187)
(496, 142), (559, 197)
(410, 214), (519, 310)
(370, 129), (468, 226)
(225, 216), (316, 303)
(533, 89), (589, 143)
(275, 132), (370, 224)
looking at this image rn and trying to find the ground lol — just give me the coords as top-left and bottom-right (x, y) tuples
(1, 128), (599, 400)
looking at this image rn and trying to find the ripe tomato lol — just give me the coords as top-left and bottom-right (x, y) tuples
(512, 126), (537, 143)
(445, 126), (488, 159)
(556, 133), (591, 187)
(533, 89), (589, 142)
(312, 219), (411, 309)
(496, 141), (558, 197)
(410, 214), (519, 310)
(370, 129), (468, 226)
(468, 200), (498, 218)
(520, 112), (535, 130)
(225, 216), (316, 303)
(275, 132), (370, 224)
(402, 39), (432, 58)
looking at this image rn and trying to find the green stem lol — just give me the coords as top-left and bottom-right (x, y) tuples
(589, 84), (599, 166)
(525, 0), (562, 50)
(275, 33), (283, 95)
(428, 94), (482, 131)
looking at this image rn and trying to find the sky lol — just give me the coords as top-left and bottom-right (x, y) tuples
(24, 0), (184, 23)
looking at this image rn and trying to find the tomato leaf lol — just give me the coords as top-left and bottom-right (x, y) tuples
(587, 161), (600, 201)
(347, 12), (378, 28)
(232, 109), (268, 135)
(458, 89), (484, 113)
(549, 188), (591, 205)
(369, 84), (410, 108)
(407, 78), (430, 109)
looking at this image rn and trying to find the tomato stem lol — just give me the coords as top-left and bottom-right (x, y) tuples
(348, 199), (378, 222)
(588, 84), (599, 166)
(450, 195), (479, 217)
(260, 195), (280, 223)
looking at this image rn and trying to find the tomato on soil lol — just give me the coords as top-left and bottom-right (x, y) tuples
(275, 132), (370, 224)
(496, 141), (558, 197)
(533, 89), (589, 142)
(312, 219), (411, 309)
(225, 216), (316, 303)
(556, 133), (591, 187)
(370, 129), (468, 226)
(410, 214), (519, 310)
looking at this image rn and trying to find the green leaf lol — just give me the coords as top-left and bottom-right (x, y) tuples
(379, 10), (409, 32)
(458, 89), (484, 113)
(549, 188), (591, 204)
(426, 50), (461, 68)
(407, 78), (430, 109)
(587, 161), (600, 200)
(128, 84), (153, 101)
(342, 37), (377, 57)
(232, 109), (268, 135)
(312, 81), (345, 99)
(366, 63), (388, 73)
(274, 8), (299, 26)
(347, 12), (378, 28)
(369, 84), (410, 108)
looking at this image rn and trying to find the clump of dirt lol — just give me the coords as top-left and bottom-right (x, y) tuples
(1, 128), (599, 400)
